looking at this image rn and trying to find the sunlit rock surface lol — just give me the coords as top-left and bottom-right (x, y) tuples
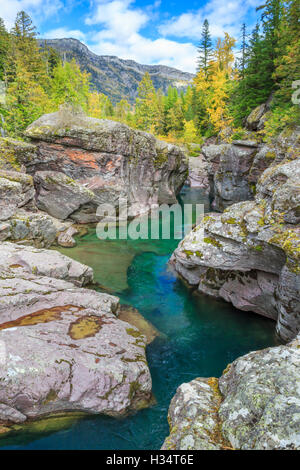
(162, 335), (300, 450)
(0, 243), (152, 432)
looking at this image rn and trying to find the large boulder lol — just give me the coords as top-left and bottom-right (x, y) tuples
(0, 166), (73, 248)
(0, 243), (152, 433)
(162, 335), (300, 450)
(0, 209), (68, 248)
(171, 156), (300, 342)
(25, 106), (188, 219)
(162, 377), (228, 450)
(34, 171), (101, 223)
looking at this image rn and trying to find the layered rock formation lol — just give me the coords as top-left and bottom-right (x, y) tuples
(172, 139), (300, 342)
(25, 107), (188, 221)
(162, 334), (300, 450)
(0, 243), (152, 434)
(0, 138), (75, 247)
(202, 130), (300, 211)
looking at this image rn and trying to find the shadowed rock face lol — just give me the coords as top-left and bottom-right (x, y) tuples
(171, 149), (300, 342)
(203, 141), (259, 211)
(25, 108), (188, 222)
(202, 130), (300, 212)
(0, 243), (152, 431)
(187, 154), (210, 190)
(162, 334), (300, 450)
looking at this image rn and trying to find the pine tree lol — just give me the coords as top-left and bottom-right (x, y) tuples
(255, 0), (283, 97)
(41, 41), (61, 78)
(197, 19), (213, 78)
(4, 11), (51, 136)
(0, 18), (9, 81)
(273, 0), (300, 103)
(239, 23), (247, 79)
(9, 11), (47, 84)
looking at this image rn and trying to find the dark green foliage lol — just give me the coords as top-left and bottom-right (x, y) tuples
(197, 19), (213, 78)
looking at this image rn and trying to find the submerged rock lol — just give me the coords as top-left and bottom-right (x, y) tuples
(117, 304), (161, 345)
(0, 243), (152, 433)
(163, 335), (300, 450)
(25, 106), (188, 220)
(171, 154), (300, 342)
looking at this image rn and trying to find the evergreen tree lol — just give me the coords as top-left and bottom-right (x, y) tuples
(197, 19), (213, 78)
(9, 11), (47, 84)
(239, 23), (247, 79)
(273, 0), (300, 103)
(0, 18), (9, 81)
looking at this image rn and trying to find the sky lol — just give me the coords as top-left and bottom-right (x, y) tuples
(0, 0), (262, 73)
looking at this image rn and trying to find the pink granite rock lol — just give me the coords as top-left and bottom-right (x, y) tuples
(0, 244), (152, 425)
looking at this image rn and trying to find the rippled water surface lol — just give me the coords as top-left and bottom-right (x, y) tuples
(1, 188), (278, 450)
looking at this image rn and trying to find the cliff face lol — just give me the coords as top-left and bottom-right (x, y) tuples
(40, 38), (194, 103)
(202, 131), (300, 212)
(171, 130), (300, 342)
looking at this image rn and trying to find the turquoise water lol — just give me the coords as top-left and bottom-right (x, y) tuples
(0, 188), (278, 450)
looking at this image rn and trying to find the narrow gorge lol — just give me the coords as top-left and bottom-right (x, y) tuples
(0, 104), (298, 450)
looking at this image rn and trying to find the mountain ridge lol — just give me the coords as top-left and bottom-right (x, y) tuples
(40, 38), (194, 103)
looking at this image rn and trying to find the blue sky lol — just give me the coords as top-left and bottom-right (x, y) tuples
(0, 0), (262, 72)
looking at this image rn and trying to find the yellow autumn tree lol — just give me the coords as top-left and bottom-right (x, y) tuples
(87, 91), (114, 119)
(194, 33), (236, 134)
(183, 120), (201, 144)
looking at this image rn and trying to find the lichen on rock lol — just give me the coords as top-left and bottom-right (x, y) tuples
(162, 334), (300, 450)
(172, 145), (300, 342)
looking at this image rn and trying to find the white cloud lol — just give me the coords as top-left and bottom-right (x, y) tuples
(0, 0), (63, 29)
(90, 34), (197, 72)
(85, 0), (148, 39)
(159, 0), (262, 40)
(44, 27), (86, 40)
(85, 0), (197, 72)
(0, 0), (261, 73)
